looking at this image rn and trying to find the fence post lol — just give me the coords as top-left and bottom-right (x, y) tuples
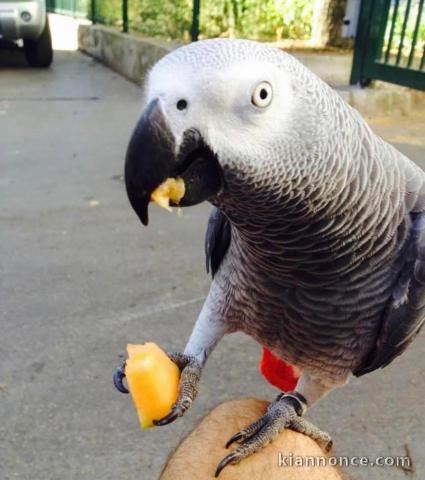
(90, 0), (96, 23)
(191, 0), (200, 41)
(122, 0), (128, 33)
(350, 0), (374, 85)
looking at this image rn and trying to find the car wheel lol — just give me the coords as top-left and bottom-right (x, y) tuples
(24, 16), (53, 68)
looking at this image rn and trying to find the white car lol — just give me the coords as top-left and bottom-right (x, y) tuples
(0, 0), (52, 67)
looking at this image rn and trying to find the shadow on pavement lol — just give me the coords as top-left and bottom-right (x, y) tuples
(0, 41), (30, 68)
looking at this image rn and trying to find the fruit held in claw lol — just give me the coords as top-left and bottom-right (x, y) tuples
(151, 178), (185, 211)
(125, 343), (180, 429)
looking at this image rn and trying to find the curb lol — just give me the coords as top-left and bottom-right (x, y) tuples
(78, 24), (176, 86)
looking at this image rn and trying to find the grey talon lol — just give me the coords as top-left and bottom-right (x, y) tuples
(215, 452), (238, 477)
(113, 361), (128, 394)
(151, 352), (202, 427)
(153, 409), (180, 426)
(225, 432), (244, 449)
(217, 393), (332, 475)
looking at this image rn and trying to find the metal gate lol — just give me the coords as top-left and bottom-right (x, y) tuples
(350, 0), (425, 90)
(46, 0), (89, 19)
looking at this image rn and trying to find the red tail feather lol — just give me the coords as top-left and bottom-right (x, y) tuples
(259, 347), (301, 392)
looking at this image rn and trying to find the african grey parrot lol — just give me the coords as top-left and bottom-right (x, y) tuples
(114, 39), (425, 476)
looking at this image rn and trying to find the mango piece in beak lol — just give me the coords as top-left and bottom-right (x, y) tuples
(150, 177), (186, 212)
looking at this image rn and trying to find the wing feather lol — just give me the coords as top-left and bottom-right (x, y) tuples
(354, 212), (425, 376)
(204, 207), (231, 278)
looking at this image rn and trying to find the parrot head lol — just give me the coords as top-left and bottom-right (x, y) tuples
(125, 38), (323, 225)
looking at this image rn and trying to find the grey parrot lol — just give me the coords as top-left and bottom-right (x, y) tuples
(114, 39), (425, 476)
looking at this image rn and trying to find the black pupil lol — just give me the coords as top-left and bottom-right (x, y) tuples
(259, 88), (268, 100)
(177, 99), (187, 110)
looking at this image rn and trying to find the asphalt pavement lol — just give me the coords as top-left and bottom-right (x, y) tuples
(1, 48), (424, 480)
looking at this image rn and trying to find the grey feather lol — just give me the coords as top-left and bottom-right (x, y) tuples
(354, 212), (425, 376)
(205, 207), (231, 278)
(147, 39), (425, 386)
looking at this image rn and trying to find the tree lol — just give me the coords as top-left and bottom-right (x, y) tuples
(311, 0), (348, 47)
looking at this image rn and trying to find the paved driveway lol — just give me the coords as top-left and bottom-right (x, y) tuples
(1, 49), (424, 480)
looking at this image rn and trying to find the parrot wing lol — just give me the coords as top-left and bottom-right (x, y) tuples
(354, 212), (425, 376)
(205, 207), (231, 278)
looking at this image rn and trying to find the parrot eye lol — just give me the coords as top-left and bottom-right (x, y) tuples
(251, 82), (273, 108)
(176, 99), (188, 111)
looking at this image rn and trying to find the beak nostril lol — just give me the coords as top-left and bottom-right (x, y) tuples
(176, 99), (188, 111)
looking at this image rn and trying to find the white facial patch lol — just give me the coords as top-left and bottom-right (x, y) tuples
(144, 52), (296, 164)
(197, 61), (295, 160)
(145, 62), (199, 145)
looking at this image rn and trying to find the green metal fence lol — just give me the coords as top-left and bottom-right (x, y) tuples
(46, 0), (89, 19)
(47, 0), (315, 42)
(47, 0), (198, 38)
(351, 0), (425, 90)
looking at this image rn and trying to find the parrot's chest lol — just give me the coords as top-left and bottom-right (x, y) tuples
(219, 204), (410, 374)
(224, 253), (396, 375)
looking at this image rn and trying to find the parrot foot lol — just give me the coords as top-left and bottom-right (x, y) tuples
(215, 392), (332, 478)
(153, 352), (202, 426)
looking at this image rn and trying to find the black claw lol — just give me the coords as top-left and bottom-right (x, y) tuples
(225, 431), (244, 449)
(113, 363), (129, 394)
(215, 452), (238, 478)
(153, 409), (179, 426)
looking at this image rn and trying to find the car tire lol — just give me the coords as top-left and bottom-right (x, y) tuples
(24, 16), (53, 68)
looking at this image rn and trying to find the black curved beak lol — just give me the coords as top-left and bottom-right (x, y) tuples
(125, 99), (223, 226)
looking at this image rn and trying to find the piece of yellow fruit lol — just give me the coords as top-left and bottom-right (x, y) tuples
(150, 177), (185, 212)
(125, 343), (180, 429)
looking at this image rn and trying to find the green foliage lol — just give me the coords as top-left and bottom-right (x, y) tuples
(128, 0), (192, 39)
(125, 0), (314, 40)
(48, 0), (315, 40)
(199, 0), (313, 41)
(93, 0), (314, 40)
(94, 0), (122, 26)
